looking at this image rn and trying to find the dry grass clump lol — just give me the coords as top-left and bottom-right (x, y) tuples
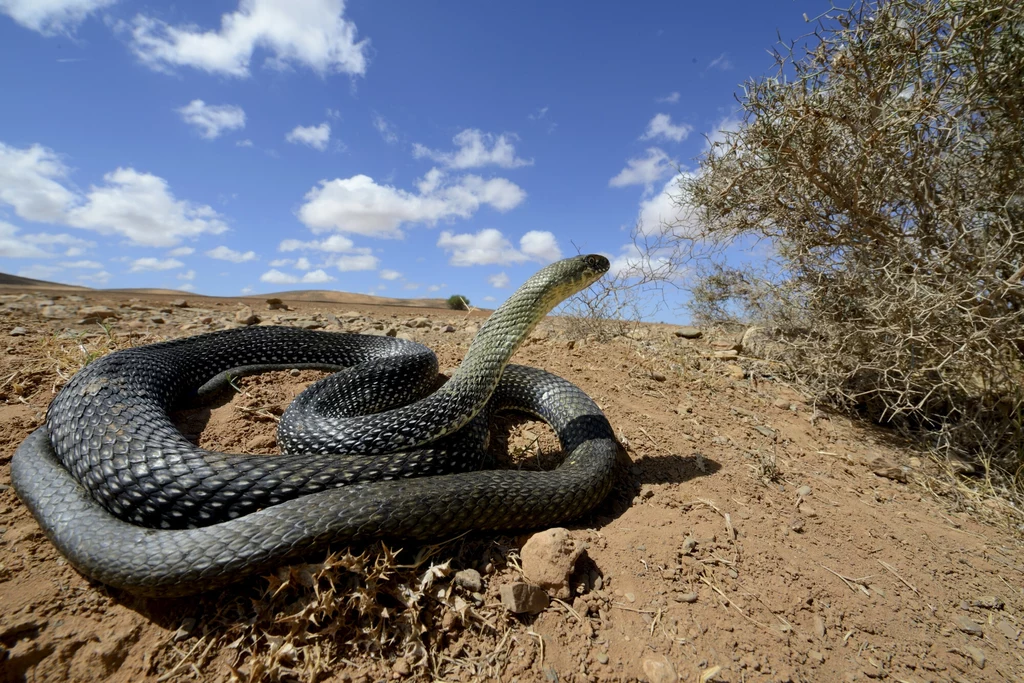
(641, 0), (1024, 531)
(149, 542), (521, 683)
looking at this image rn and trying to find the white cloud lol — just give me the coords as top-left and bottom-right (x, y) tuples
(298, 169), (526, 239)
(236, 139), (254, 148)
(177, 269), (196, 281)
(129, 257), (184, 272)
(0, 221), (55, 258)
(0, 0), (117, 35)
(482, 295), (496, 302)
(59, 259), (102, 268)
(294, 256), (312, 270)
(488, 272), (509, 288)
(302, 268), (333, 283)
(708, 52), (733, 71)
(437, 228), (561, 267)
(379, 268), (401, 280)
(528, 106), (548, 120)
(636, 172), (701, 240)
(330, 253), (378, 271)
(326, 108), (341, 120)
(279, 234), (357, 252)
(0, 142), (78, 223)
(286, 122), (331, 151)
(168, 246), (194, 256)
(177, 282), (197, 291)
(373, 115), (397, 144)
(413, 129), (532, 169)
(703, 114), (744, 153)
(177, 100), (246, 139)
(240, 285), (253, 294)
(65, 168), (230, 246)
(17, 264), (62, 280)
(127, 0), (369, 78)
(656, 92), (680, 104)
(426, 284), (444, 293)
(402, 282), (419, 290)
(206, 245), (257, 262)
(269, 258), (292, 267)
(0, 144), (233, 247)
(519, 230), (562, 262)
(79, 269), (111, 284)
(609, 148), (673, 189)
(259, 268), (335, 284)
(641, 114), (693, 143)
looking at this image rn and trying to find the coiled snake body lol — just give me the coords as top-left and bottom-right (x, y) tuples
(12, 255), (617, 596)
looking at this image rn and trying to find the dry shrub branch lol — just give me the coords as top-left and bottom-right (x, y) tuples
(654, 1), (1024, 500)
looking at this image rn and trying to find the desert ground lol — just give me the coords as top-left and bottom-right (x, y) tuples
(0, 284), (1021, 682)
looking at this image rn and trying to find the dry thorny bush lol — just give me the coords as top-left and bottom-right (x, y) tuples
(630, 0), (1024, 530)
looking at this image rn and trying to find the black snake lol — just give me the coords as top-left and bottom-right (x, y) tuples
(11, 254), (617, 596)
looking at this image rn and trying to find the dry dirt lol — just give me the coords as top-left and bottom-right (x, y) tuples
(0, 287), (1021, 683)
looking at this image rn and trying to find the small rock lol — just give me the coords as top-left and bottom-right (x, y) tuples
(642, 656), (678, 683)
(813, 614), (826, 639)
(650, 371), (667, 382)
(266, 298), (288, 310)
(410, 317), (431, 328)
(908, 456), (923, 468)
(234, 306), (260, 325)
(808, 650), (825, 665)
(40, 305), (70, 319)
(78, 305), (118, 322)
(681, 535), (697, 555)
(9, 326), (28, 336)
(954, 615), (984, 636)
(969, 595), (1004, 610)
(675, 592), (698, 603)
(441, 324), (456, 333)
(788, 517), (805, 533)
(797, 485), (813, 498)
(753, 425), (776, 438)
(714, 349), (740, 360)
(520, 528), (584, 600)
(392, 657), (411, 677)
(773, 397), (792, 409)
(723, 363), (745, 379)
(499, 582), (549, 614)
(674, 326), (702, 339)
(964, 646), (985, 669)
(596, 653), (609, 665)
(170, 299), (190, 308)
(625, 592), (636, 603)
(454, 569), (483, 593)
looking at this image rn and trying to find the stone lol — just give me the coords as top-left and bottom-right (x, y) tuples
(266, 298), (288, 310)
(642, 656), (678, 683)
(953, 615), (983, 636)
(499, 582), (549, 614)
(723, 363), (745, 379)
(170, 299), (190, 308)
(675, 592), (698, 603)
(9, 327), (28, 336)
(873, 466), (908, 483)
(454, 569), (483, 593)
(520, 528), (584, 600)
(234, 306), (260, 325)
(78, 306), (118, 323)
(39, 305), (70, 319)
(675, 326), (702, 339)
(964, 646), (985, 669)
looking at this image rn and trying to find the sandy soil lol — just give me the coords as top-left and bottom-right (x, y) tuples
(0, 287), (1021, 682)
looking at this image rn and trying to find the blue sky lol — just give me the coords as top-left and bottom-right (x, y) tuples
(0, 0), (827, 318)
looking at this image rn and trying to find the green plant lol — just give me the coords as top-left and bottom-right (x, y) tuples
(446, 294), (470, 310)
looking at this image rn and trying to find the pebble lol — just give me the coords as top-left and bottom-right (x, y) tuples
(675, 326), (702, 339)
(964, 646), (985, 669)
(520, 528), (584, 600)
(9, 327), (28, 336)
(596, 653), (609, 665)
(454, 569), (483, 593)
(234, 306), (260, 325)
(797, 485), (813, 498)
(953, 615), (983, 636)
(499, 582), (549, 614)
(675, 592), (698, 603)
(642, 657), (678, 683)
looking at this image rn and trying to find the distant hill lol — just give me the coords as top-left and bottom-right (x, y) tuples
(0, 272), (455, 310)
(0, 272), (89, 290)
(255, 289), (450, 308)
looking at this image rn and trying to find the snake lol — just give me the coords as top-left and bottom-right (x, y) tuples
(11, 254), (618, 596)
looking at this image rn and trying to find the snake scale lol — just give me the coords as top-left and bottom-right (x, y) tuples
(11, 254), (618, 596)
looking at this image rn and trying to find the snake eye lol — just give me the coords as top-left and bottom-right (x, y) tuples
(585, 254), (609, 271)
